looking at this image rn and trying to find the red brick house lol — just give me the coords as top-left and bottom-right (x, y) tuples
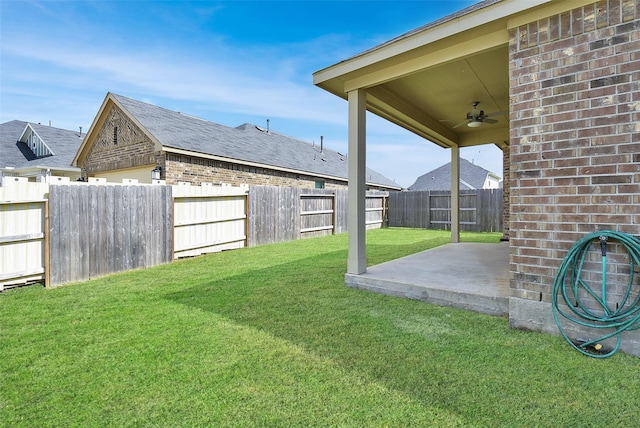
(73, 93), (400, 191)
(314, 0), (640, 355)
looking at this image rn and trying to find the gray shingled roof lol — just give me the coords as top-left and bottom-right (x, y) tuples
(408, 158), (497, 191)
(0, 120), (83, 170)
(112, 93), (399, 189)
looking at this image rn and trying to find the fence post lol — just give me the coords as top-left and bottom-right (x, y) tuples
(332, 193), (337, 235)
(44, 200), (50, 289)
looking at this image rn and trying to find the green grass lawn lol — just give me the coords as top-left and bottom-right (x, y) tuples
(2, 228), (639, 427)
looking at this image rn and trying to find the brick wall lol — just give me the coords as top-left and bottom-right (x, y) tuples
(82, 105), (159, 178)
(80, 105), (351, 189)
(509, 0), (640, 304)
(164, 152), (349, 189)
(502, 147), (510, 240)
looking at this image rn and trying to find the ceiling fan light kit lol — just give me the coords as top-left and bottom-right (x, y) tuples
(452, 101), (505, 129)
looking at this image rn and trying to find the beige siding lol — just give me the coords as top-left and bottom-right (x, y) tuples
(95, 165), (155, 184)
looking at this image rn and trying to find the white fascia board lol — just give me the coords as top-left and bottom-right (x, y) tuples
(72, 94), (111, 166)
(33, 166), (81, 173)
(314, 0), (550, 86)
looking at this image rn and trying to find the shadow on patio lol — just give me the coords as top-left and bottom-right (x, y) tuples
(346, 242), (510, 317)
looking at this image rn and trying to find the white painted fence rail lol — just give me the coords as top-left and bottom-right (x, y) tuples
(172, 182), (249, 258)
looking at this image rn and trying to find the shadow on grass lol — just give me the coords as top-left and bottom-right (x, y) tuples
(166, 240), (638, 427)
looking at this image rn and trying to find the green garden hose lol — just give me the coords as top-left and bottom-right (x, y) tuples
(552, 230), (640, 358)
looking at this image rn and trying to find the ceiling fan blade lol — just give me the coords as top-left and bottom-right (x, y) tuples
(484, 110), (508, 118)
(452, 119), (470, 129)
(483, 117), (498, 124)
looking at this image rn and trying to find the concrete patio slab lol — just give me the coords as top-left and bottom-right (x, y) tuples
(345, 242), (510, 316)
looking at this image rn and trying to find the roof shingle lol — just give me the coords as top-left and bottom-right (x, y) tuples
(408, 158), (498, 191)
(0, 120), (83, 170)
(112, 93), (399, 188)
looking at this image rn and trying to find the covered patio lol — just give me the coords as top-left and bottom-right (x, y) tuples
(346, 242), (510, 317)
(314, 0), (640, 357)
(312, 0), (517, 302)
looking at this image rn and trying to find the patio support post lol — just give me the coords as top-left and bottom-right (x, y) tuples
(451, 144), (460, 243)
(347, 88), (367, 274)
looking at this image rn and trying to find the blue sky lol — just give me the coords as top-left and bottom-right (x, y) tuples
(0, 0), (502, 187)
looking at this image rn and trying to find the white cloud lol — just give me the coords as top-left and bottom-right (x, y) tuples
(1, 1), (502, 188)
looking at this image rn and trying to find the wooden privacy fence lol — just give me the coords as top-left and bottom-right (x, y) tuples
(0, 179), (388, 289)
(388, 189), (503, 232)
(247, 186), (388, 247)
(48, 181), (173, 286)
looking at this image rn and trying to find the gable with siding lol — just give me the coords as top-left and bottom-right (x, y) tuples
(0, 120), (82, 181)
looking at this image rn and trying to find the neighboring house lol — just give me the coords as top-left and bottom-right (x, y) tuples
(314, 0), (640, 354)
(0, 120), (82, 182)
(72, 93), (401, 191)
(408, 158), (500, 191)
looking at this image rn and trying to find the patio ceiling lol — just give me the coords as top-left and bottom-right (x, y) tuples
(313, 0), (538, 151)
(363, 44), (510, 150)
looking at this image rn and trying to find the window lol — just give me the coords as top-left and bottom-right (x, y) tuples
(315, 180), (325, 189)
(113, 126), (118, 145)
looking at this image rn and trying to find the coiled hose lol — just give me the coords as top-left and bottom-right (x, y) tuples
(552, 230), (640, 358)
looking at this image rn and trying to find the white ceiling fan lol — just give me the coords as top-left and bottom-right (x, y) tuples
(453, 101), (506, 129)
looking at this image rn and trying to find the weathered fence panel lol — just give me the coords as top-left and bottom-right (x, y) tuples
(388, 189), (502, 232)
(48, 183), (173, 287)
(248, 186), (388, 247)
(300, 193), (336, 238)
(366, 194), (387, 229)
(0, 178), (49, 290)
(248, 186), (299, 246)
(173, 183), (248, 258)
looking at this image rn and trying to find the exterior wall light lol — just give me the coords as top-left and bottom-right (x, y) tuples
(151, 167), (162, 180)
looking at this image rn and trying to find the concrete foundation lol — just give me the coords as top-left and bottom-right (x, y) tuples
(345, 242), (510, 317)
(509, 297), (640, 357)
